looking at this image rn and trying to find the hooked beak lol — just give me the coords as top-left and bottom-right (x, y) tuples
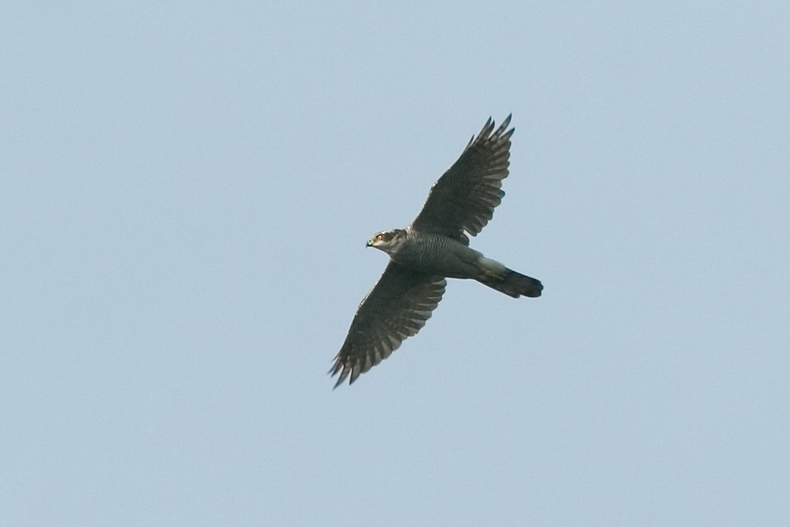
(365, 240), (372, 248)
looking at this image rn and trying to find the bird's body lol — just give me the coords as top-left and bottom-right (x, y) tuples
(331, 115), (542, 387)
(376, 228), (480, 279)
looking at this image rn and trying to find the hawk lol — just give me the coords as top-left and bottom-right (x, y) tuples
(331, 115), (542, 387)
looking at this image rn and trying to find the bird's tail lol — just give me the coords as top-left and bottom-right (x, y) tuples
(476, 257), (543, 298)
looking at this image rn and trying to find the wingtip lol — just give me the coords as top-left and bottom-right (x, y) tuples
(480, 116), (495, 138)
(330, 368), (349, 389)
(328, 358), (346, 389)
(496, 113), (514, 136)
(475, 114), (514, 143)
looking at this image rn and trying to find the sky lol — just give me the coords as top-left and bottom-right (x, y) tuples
(2, 1), (789, 525)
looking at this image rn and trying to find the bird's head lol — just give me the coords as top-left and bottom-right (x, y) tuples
(366, 229), (406, 254)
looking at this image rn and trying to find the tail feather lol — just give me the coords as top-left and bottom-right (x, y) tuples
(477, 268), (543, 298)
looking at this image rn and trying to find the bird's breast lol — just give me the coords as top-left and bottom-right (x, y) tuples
(391, 234), (478, 278)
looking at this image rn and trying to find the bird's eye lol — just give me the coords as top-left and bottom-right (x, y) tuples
(375, 234), (382, 240)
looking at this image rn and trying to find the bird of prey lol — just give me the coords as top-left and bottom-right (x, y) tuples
(330, 115), (542, 387)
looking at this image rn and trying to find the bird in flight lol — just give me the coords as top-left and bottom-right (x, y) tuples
(331, 115), (542, 387)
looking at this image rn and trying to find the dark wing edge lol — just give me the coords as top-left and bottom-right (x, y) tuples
(330, 262), (446, 388)
(411, 114), (514, 244)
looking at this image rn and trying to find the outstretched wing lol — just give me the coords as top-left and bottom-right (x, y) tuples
(330, 262), (446, 387)
(411, 115), (514, 245)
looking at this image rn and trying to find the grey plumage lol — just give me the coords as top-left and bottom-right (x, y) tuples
(330, 115), (542, 387)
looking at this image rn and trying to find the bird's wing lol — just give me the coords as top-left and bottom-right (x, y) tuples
(411, 115), (514, 245)
(330, 261), (446, 387)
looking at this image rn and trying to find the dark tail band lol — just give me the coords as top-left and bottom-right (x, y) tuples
(477, 269), (543, 298)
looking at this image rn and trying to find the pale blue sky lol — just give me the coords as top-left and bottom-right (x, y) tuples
(2, 2), (789, 525)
